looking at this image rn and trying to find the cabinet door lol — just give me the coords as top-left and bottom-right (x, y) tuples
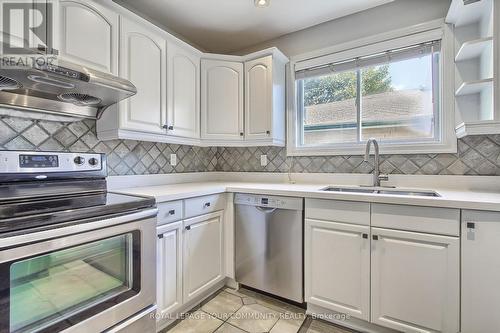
(157, 222), (183, 316)
(462, 210), (500, 333)
(305, 219), (370, 321)
(56, 0), (118, 73)
(245, 56), (273, 140)
(183, 211), (224, 303)
(371, 227), (459, 333)
(201, 59), (244, 141)
(166, 42), (200, 139)
(119, 17), (166, 134)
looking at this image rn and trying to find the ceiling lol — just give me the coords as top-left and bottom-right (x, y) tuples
(115, 0), (394, 54)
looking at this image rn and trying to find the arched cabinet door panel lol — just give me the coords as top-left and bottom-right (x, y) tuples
(119, 16), (166, 134)
(56, 0), (118, 73)
(166, 42), (200, 139)
(201, 59), (244, 141)
(245, 56), (273, 140)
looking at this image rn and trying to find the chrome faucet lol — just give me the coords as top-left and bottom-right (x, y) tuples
(364, 139), (388, 187)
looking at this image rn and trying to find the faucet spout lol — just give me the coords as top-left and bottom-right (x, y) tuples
(364, 138), (387, 187)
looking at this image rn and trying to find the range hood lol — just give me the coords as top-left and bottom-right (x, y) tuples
(0, 59), (137, 120)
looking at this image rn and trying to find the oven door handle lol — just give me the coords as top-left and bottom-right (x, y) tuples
(0, 208), (158, 249)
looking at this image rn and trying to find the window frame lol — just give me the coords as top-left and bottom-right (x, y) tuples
(286, 21), (457, 156)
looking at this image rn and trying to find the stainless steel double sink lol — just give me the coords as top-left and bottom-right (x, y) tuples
(321, 186), (441, 197)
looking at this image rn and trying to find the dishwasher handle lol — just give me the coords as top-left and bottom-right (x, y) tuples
(256, 206), (277, 214)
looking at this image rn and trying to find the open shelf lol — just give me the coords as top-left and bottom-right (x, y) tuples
(446, 0), (492, 28)
(456, 120), (500, 138)
(455, 78), (493, 96)
(455, 37), (493, 62)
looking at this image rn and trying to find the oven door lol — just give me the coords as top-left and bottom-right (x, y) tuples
(0, 209), (157, 333)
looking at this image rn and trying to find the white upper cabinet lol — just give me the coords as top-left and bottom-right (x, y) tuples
(371, 227), (459, 333)
(305, 219), (370, 321)
(245, 56), (273, 140)
(55, 0), (118, 73)
(118, 16), (166, 134)
(201, 59), (244, 142)
(166, 41), (200, 139)
(201, 50), (288, 147)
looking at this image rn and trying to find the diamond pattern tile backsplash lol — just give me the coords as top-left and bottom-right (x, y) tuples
(0, 116), (217, 176)
(1, 115), (500, 176)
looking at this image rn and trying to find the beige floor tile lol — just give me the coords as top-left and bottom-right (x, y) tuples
(214, 323), (248, 333)
(228, 303), (281, 333)
(202, 291), (244, 320)
(270, 315), (306, 333)
(166, 310), (223, 333)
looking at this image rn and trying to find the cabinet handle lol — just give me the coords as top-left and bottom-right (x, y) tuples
(266, 130), (271, 135)
(204, 202), (211, 208)
(467, 222), (475, 229)
(168, 209), (175, 215)
(185, 225), (191, 231)
(158, 234), (164, 239)
(372, 235), (379, 241)
(240, 132), (244, 137)
(362, 233), (368, 239)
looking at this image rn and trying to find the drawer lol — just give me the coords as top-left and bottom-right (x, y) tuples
(371, 203), (460, 236)
(184, 194), (226, 219)
(305, 198), (370, 226)
(157, 200), (183, 225)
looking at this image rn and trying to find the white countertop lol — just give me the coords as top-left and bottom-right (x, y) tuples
(115, 180), (500, 212)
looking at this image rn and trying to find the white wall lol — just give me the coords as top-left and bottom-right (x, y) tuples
(234, 0), (451, 57)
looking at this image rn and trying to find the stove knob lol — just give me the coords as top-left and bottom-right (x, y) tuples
(88, 157), (99, 166)
(73, 156), (85, 165)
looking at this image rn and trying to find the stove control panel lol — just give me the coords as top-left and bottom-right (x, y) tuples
(0, 151), (105, 174)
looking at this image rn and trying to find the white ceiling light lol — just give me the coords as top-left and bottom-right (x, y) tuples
(254, 0), (270, 8)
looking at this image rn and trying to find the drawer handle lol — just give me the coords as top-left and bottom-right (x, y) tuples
(185, 225), (191, 231)
(168, 209), (175, 215)
(204, 202), (211, 208)
(372, 235), (379, 241)
(362, 233), (368, 239)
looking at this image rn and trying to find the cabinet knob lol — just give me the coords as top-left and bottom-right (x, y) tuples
(163, 125), (174, 130)
(372, 235), (379, 241)
(204, 202), (211, 208)
(168, 209), (175, 215)
(240, 132), (244, 137)
(362, 233), (368, 239)
(185, 225), (191, 231)
(266, 130), (271, 135)
(158, 234), (164, 239)
(467, 222), (475, 229)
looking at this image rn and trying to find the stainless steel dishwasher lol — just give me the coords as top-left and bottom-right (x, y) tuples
(235, 193), (304, 303)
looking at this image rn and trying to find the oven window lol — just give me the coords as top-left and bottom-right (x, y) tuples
(9, 234), (133, 333)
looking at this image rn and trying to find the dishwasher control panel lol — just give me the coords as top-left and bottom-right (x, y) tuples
(234, 193), (303, 210)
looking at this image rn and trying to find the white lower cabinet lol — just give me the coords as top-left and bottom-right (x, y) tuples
(371, 227), (459, 333)
(305, 199), (460, 333)
(183, 211), (225, 303)
(157, 221), (183, 316)
(305, 219), (370, 321)
(461, 210), (500, 333)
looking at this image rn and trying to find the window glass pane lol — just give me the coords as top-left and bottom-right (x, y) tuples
(360, 53), (437, 142)
(10, 234), (133, 332)
(301, 70), (358, 145)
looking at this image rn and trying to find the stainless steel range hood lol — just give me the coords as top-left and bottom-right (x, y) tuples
(0, 59), (137, 120)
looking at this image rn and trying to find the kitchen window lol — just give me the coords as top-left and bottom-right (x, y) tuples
(290, 29), (456, 156)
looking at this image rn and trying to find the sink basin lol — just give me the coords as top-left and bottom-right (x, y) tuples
(321, 186), (441, 197)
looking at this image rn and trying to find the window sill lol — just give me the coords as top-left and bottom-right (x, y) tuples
(287, 140), (458, 156)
